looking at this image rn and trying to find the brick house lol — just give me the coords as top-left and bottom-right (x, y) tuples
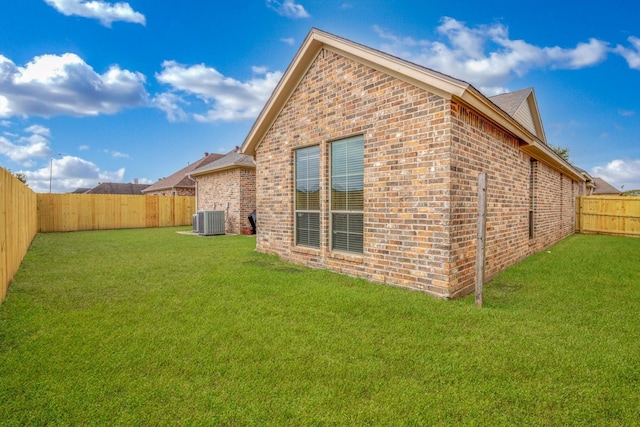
(241, 29), (585, 298)
(142, 152), (224, 196)
(190, 149), (256, 235)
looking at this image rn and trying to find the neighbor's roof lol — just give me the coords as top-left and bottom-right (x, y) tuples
(190, 150), (256, 177)
(70, 187), (91, 194)
(142, 152), (224, 193)
(240, 28), (584, 182)
(85, 183), (151, 195)
(592, 177), (621, 195)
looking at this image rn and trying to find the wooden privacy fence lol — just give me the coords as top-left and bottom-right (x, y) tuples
(37, 194), (196, 232)
(1, 168), (38, 303)
(576, 196), (640, 237)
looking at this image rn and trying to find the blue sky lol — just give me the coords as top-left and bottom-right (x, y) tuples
(1, 0), (639, 192)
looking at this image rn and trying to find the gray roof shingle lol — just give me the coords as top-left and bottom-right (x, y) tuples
(488, 87), (533, 116)
(190, 150), (255, 176)
(143, 152), (224, 193)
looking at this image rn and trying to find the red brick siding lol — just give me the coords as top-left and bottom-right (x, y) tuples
(256, 49), (455, 296)
(146, 187), (195, 196)
(196, 168), (256, 234)
(449, 103), (531, 296)
(255, 49), (578, 298)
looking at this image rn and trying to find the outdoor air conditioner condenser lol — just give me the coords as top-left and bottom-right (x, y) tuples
(197, 210), (225, 236)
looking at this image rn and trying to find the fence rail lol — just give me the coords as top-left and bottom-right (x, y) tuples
(37, 193), (196, 232)
(1, 168), (38, 303)
(576, 195), (640, 237)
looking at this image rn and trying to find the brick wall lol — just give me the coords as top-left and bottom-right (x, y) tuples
(255, 48), (578, 298)
(146, 187), (195, 196)
(196, 168), (256, 234)
(256, 49), (455, 296)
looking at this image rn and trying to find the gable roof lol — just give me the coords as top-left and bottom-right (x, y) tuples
(85, 182), (150, 195)
(71, 187), (91, 194)
(592, 177), (621, 195)
(142, 152), (224, 193)
(190, 150), (256, 177)
(240, 28), (584, 182)
(489, 87), (547, 143)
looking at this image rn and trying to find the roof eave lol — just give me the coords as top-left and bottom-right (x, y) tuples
(521, 142), (584, 181)
(190, 164), (255, 177)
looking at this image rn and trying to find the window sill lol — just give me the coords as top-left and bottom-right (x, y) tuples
(292, 245), (321, 256)
(329, 250), (364, 264)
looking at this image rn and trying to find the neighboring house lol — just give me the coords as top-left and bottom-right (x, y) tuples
(143, 152), (224, 196)
(190, 149), (256, 235)
(70, 187), (91, 194)
(591, 177), (621, 195)
(241, 29), (585, 298)
(84, 182), (151, 195)
(574, 167), (596, 195)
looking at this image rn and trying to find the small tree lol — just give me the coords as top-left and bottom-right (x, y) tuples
(13, 171), (28, 185)
(549, 144), (570, 162)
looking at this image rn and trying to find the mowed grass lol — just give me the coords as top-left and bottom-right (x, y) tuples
(0, 228), (639, 425)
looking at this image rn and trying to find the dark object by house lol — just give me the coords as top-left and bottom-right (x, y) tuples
(248, 210), (256, 234)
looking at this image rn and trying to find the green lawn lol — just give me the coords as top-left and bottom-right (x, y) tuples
(1, 228), (638, 425)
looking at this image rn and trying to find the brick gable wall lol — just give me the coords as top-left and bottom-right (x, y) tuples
(256, 49), (455, 296)
(255, 49), (577, 298)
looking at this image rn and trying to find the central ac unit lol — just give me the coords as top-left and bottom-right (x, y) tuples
(192, 214), (199, 233)
(197, 210), (225, 236)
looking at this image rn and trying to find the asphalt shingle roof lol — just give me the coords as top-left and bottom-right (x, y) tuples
(143, 152), (224, 193)
(85, 183), (151, 195)
(488, 87), (533, 117)
(191, 150), (255, 176)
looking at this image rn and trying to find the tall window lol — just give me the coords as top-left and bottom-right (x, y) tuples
(331, 136), (364, 253)
(295, 146), (320, 247)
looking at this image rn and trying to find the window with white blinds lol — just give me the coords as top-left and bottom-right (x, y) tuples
(295, 145), (320, 248)
(331, 136), (364, 253)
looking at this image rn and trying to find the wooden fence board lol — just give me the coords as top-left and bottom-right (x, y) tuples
(576, 196), (640, 237)
(1, 167), (38, 303)
(37, 194), (195, 233)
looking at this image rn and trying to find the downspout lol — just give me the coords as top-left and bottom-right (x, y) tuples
(190, 174), (198, 211)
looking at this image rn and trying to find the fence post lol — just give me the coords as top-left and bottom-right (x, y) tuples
(476, 173), (487, 307)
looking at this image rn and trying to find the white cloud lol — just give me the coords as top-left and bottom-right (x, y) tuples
(111, 150), (129, 158)
(79, 144), (89, 150)
(266, 0), (310, 18)
(44, 0), (146, 27)
(618, 109), (636, 117)
(0, 53), (147, 118)
(0, 125), (52, 166)
(19, 155), (125, 193)
(252, 66), (269, 74)
(151, 92), (188, 122)
(280, 37), (296, 46)
(614, 36), (640, 70)
(374, 18), (609, 94)
(591, 159), (640, 190)
(25, 124), (51, 136)
(154, 61), (282, 122)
